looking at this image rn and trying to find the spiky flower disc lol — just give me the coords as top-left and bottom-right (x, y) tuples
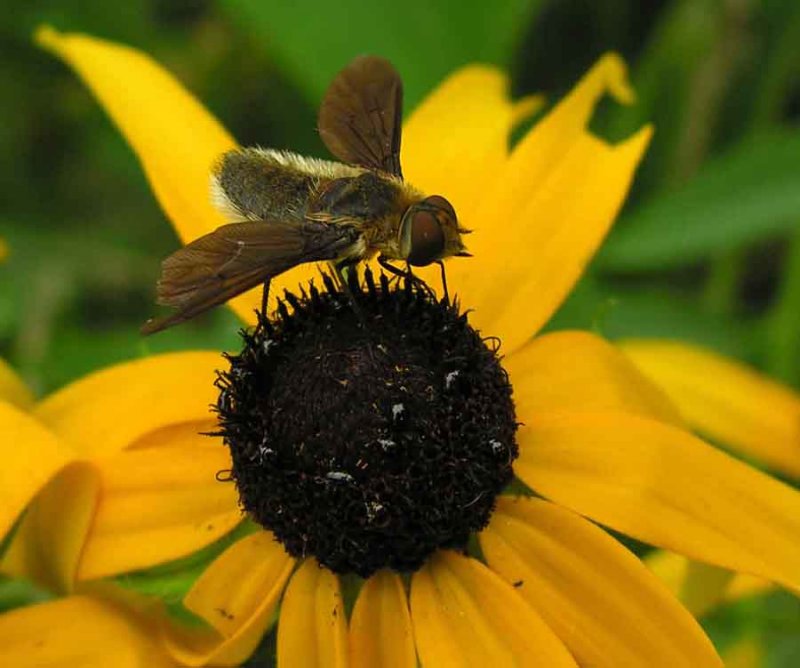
(216, 270), (517, 577)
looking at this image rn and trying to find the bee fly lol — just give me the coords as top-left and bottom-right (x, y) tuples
(142, 55), (470, 335)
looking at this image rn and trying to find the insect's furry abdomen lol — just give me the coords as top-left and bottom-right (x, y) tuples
(211, 147), (360, 223)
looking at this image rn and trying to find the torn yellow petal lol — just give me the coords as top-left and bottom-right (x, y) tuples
(434, 56), (647, 350)
(2, 462), (99, 594)
(164, 532), (294, 667)
(0, 401), (75, 544)
(277, 558), (347, 668)
(448, 127), (651, 353)
(516, 411), (800, 594)
(493, 54), (634, 222)
(410, 551), (576, 667)
(511, 93), (546, 129)
(349, 570), (415, 668)
(0, 595), (178, 668)
(77, 426), (241, 580)
(481, 497), (721, 667)
(0, 359), (34, 409)
(621, 339), (800, 478)
(644, 551), (734, 618)
(403, 66), (513, 224)
(35, 352), (220, 458)
(507, 331), (681, 425)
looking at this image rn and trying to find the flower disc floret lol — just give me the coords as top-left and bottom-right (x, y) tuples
(216, 270), (518, 576)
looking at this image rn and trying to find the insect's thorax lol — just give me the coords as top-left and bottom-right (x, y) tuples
(211, 148), (423, 260)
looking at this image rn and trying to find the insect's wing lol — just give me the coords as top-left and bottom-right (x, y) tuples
(142, 220), (358, 335)
(318, 55), (404, 178)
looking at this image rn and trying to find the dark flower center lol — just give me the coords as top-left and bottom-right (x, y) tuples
(215, 269), (517, 577)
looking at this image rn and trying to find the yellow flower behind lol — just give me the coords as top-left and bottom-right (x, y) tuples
(0, 27), (798, 667)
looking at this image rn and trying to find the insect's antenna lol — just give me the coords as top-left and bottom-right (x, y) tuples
(437, 260), (449, 303)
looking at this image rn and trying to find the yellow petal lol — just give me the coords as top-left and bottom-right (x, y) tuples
(463, 128), (651, 352)
(0, 595), (177, 668)
(35, 28), (331, 324)
(277, 558), (348, 668)
(35, 351), (221, 458)
(621, 339), (800, 478)
(725, 573), (773, 603)
(481, 497), (721, 667)
(644, 551), (734, 617)
(410, 550), (576, 667)
(77, 425), (241, 580)
(402, 66), (514, 223)
(492, 53), (634, 219)
(510, 93), (546, 129)
(515, 410), (800, 594)
(164, 532), (294, 667)
(438, 55), (649, 352)
(507, 331), (681, 425)
(349, 570), (415, 668)
(0, 359), (34, 409)
(0, 237), (7, 262)
(0, 401), (75, 544)
(35, 26), (233, 235)
(645, 552), (774, 612)
(1, 462), (99, 594)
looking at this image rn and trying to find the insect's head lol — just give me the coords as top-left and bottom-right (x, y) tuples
(399, 195), (470, 267)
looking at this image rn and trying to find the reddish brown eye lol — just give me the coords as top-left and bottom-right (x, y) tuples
(407, 210), (445, 266)
(424, 195), (456, 223)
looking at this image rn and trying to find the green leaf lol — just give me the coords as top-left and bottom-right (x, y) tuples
(0, 577), (52, 613)
(220, 0), (540, 107)
(599, 130), (800, 271)
(544, 274), (756, 360)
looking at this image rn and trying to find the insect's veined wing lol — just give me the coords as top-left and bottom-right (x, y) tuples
(142, 220), (358, 335)
(318, 55), (404, 178)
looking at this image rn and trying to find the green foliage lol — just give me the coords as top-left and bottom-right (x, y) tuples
(599, 130), (800, 271)
(221, 0), (541, 107)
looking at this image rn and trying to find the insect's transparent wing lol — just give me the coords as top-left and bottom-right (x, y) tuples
(142, 220), (357, 334)
(318, 55), (404, 177)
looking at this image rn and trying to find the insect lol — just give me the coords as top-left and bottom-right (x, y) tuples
(142, 55), (470, 335)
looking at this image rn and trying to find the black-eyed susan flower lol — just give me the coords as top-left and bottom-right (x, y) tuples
(2, 27), (800, 667)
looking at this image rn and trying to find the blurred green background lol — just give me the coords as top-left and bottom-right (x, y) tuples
(0, 0), (798, 662)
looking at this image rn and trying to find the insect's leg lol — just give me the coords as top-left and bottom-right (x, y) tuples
(377, 255), (407, 282)
(334, 259), (366, 325)
(437, 260), (449, 303)
(260, 277), (272, 319)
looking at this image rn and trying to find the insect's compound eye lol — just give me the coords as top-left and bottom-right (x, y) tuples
(401, 207), (446, 266)
(424, 195), (457, 224)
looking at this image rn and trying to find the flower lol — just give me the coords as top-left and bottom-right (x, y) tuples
(2, 26), (800, 667)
